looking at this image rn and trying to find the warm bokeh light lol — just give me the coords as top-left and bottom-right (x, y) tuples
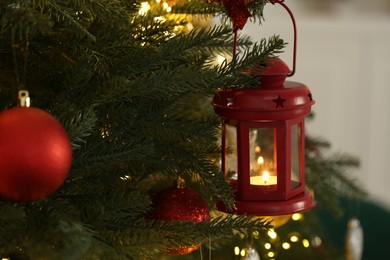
(282, 242), (291, 249)
(268, 229), (277, 239)
(312, 236), (322, 247)
(138, 2), (150, 16)
(234, 246), (240, 255)
(291, 213), (303, 221)
(268, 251), (275, 258)
(213, 54), (226, 66)
(290, 235), (299, 242)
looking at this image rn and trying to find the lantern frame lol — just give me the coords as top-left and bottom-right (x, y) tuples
(213, 1), (316, 216)
(214, 68), (316, 216)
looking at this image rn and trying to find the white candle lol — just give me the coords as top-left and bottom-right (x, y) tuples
(251, 171), (277, 186)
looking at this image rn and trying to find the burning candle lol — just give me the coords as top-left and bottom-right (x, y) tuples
(251, 171), (277, 186)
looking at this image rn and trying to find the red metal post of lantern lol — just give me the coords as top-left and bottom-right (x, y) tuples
(213, 1), (316, 216)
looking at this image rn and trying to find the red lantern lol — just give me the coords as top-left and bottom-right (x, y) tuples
(213, 1), (316, 216)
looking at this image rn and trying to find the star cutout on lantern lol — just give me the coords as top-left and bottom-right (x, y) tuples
(273, 95), (286, 108)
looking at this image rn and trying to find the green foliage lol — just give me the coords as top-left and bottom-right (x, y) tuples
(0, 0), (279, 258)
(0, 0), (365, 259)
(306, 134), (365, 217)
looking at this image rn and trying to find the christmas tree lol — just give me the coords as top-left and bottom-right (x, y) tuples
(0, 0), (367, 259)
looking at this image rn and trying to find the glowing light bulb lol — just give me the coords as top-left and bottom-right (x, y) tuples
(255, 145), (261, 153)
(264, 243), (271, 249)
(268, 252), (275, 258)
(282, 242), (291, 249)
(292, 213), (303, 221)
(302, 239), (310, 248)
(240, 249), (246, 257)
(234, 246), (240, 255)
(290, 235), (299, 242)
(268, 229), (277, 239)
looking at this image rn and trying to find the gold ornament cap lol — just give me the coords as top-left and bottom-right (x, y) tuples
(18, 90), (30, 107)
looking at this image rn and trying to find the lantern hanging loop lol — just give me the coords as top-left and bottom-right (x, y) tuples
(268, 0), (297, 77)
(214, 0), (316, 217)
(231, 0), (298, 76)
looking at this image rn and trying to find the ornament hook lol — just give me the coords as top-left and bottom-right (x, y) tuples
(18, 90), (30, 107)
(176, 176), (186, 189)
(269, 0), (297, 77)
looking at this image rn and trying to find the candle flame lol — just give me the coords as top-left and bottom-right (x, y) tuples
(262, 171), (270, 184)
(257, 156), (264, 165)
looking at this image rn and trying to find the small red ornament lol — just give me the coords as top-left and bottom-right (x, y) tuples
(0, 105), (72, 202)
(222, 0), (252, 31)
(149, 186), (210, 255)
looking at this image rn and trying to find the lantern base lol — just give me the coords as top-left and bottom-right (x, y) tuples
(218, 191), (316, 216)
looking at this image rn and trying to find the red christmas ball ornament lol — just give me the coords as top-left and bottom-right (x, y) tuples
(150, 186), (210, 255)
(0, 106), (72, 202)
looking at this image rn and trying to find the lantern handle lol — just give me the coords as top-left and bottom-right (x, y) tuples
(269, 0), (297, 77)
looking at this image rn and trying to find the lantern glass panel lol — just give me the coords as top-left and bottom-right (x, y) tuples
(225, 124), (238, 180)
(291, 124), (301, 189)
(249, 128), (277, 186)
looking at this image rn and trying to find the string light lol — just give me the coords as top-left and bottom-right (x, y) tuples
(234, 246), (240, 255)
(302, 239), (310, 248)
(282, 242), (291, 249)
(268, 229), (277, 239)
(290, 235), (299, 242)
(267, 251), (275, 258)
(264, 243), (272, 249)
(291, 213), (303, 221)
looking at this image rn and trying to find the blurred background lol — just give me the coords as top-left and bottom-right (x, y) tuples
(241, 0), (390, 210)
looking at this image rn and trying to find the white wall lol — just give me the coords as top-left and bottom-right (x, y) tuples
(241, 1), (390, 208)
